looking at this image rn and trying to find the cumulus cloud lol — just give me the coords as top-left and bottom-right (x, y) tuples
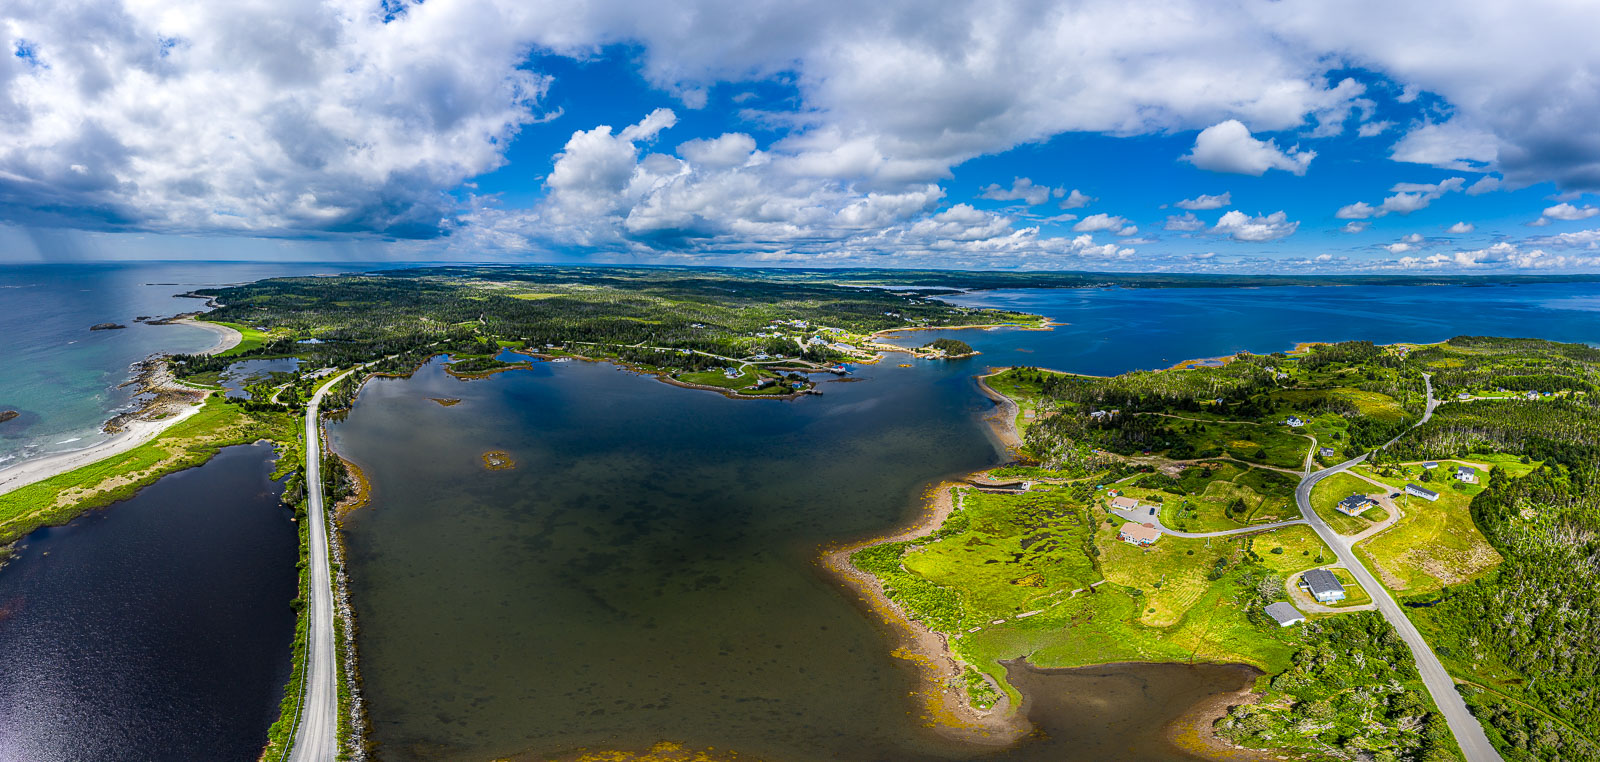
(1211, 210), (1299, 242)
(1336, 177), (1465, 219)
(1446, 221), (1474, 234)
(1072, 213), (1131, 233)
(1175, 192), (1231, 210)
(1341, 220), (1371, 233)
(1183, 121), (1314, 176)
(1541, 203), (1600, 221)
(1057, 189), (1095, 209)
(1164, 212), (1206, 232)
(978, 177), (1057, 205)
(1466, 176), (1502, 195)
(465, 109), (1145, 265)
(8, 0), (1600, 254)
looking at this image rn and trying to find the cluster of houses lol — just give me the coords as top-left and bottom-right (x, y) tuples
(1109, 494), (1162, 546)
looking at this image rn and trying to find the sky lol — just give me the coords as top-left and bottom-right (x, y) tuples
(4, 1), (1600, 273)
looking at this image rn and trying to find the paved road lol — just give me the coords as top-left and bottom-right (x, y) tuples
(288, 369), (356, 762)
(1292, 374), (1502, 762)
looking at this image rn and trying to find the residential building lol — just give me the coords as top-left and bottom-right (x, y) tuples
(1422, 461), (1439, 469)
(1404, 483), (1440, 501)
(1300, 568), (1347, 603)
(1336, 494), (1375, 516)
(1456, 466), (1478, 484)
(1319, 447), (1336, 458)
(1264, 602), (1305, 627)
(1285, 416), (1305, 427)
(1118, 522), (1161, 546)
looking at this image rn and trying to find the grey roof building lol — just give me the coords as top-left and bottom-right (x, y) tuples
(1300, 568), (1347, 603)
(1265, 602), (1306, 627)
(1404, 483), (1440, 501)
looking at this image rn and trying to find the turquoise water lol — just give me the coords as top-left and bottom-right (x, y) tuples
(0, 262), (396, 466)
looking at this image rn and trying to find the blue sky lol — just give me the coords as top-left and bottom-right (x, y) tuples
(2, 1), (1600, 272)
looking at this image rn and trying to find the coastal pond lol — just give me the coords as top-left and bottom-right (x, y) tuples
(219, 356), (302, 399)
(0, 442), (297, 760)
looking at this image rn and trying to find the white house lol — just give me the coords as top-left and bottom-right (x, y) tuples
(1404, 483), (1440, 501)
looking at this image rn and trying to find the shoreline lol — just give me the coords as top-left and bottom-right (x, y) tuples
(0, 317), (242, 497)
(822, 365), (1275, 758)
(817, 482), (1033, 746)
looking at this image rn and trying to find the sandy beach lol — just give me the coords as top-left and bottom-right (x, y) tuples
(0, 319), (241, 497)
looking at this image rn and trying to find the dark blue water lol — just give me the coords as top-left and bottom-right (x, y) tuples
(219, 357), (303, 399)
(885, 283), (1600, 374)
(0, 262), (400, 466)
(0, 443), (296, 761)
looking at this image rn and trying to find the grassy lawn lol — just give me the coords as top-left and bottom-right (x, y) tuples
(1251, 525), (1336, 574)
(857, 485), (1304, 712)
(204, 319), (272, 357)
(678, 366), (760, 389)
(1324, 568), (1374, 608)
(1354, 471), (1502, 595)
(1309, 472), (1383, 535)
(1165, 419), (1312, 469)
(0, 398), (297, 543)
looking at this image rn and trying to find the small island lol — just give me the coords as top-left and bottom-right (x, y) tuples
(0, 410), (18, 424)
(89, 322), (126, 331)
(481, 450), (515, 470)
(919, 337), (975, 358)
(428, 397), (462, 407)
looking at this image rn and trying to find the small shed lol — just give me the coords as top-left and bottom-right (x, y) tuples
(1265, 602), (1305, 627)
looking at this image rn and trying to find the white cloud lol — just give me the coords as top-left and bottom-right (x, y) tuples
(8, 0), (1600, 250)
(1466, 176), (1502, 195)
(1388, 121), (1498, 172)
(1542, 203), (1600, 221)
(1446, 221), (1474, 234)
(1211, 210), (1299, 242)
(1057, 189), (1095, 209)
(1164, 212), (1206, 232)
(1072, 213), (1130, 233)
(1336, 202), (1378, 220)
(1341, 220), (1370, 233)
(1385, 242), (1413, 254)
(1175, 192), (1231, 210)
(978, 177), (1057, 205)
(1337, 177), (1465, 220)
(1183, 120), (1314, 176)
(1357, 121), (1392, 137)
(1400, 232), (1425, 244)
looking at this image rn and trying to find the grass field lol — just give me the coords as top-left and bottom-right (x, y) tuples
(1352, 461), (1504, 595)
(0, 398), (297, 543)
(1309, 472), (1384, 535)
(205, 319), (273, 357)
(678, 366), (759, 389)
(1159, 418), (1313, 469)
(1325, 568), (1374, 607)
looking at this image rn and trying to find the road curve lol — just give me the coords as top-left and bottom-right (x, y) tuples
(1293, 374), (1502, 762)
(1107, 505), (1307, 538)
(288, 369), (356, 762)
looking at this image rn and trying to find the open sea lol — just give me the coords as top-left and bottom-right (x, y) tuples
(0, 262), (402, 466)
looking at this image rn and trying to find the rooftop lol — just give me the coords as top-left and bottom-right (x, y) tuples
(1301, 568), (1345, 597)
(1119, 522), (1162, 544)
(1265, 602), (1305, 626)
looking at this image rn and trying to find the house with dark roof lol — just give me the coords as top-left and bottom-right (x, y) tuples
(1265, 602), (1305, 627)
(1336, 494), (1376, 517)
(1404, 483), (1440, 501)
(1422, 461), (1439, 469)
(1319, 447), (1336, 458)
(1455, 465), (1478, 484)
(1300, 568), (1347, 603)
(1285, 415), (1305, 427)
